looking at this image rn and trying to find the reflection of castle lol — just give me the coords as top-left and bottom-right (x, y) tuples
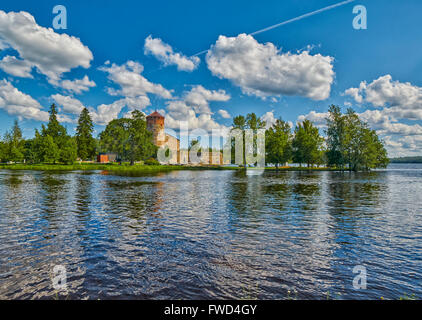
(146, 111), (227, 165)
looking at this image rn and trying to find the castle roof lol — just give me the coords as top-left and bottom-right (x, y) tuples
(147, 111), (164, 118)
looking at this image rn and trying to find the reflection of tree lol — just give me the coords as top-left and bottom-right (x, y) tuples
(5, 173), (23, 188)
(39, 173), (67, 233)
(289, 172), (322, 212)
(326, 171), (387, 218)
(103, 174), (164, 233)
(227, 170), (266, 218)
(74, 173), (93, 239)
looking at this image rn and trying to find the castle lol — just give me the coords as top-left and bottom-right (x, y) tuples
(146, 111), (182, 164)
(146, 111), (226, 165)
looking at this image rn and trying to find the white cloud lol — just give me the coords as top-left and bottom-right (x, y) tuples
(344, 87), (363, 104)
(260, 111), (277, 129)
(51, 94), (85, 115)
(218, 109), (231, 119)
(165, 100), (227, 132)
(144, 35), (200, 72)
(297, 111), (329, 127)
(0, 10), (93, 82)
(89, 100), (127, 126)
(345, 75), (422, 120)
(163, 86), (230, 132)
(383, 135), (422, 158)
(206, 34), (334, 100)
(50, 93), (152, 126)
(55, 75), (96, 94)
(100, 60), (172, 99)
(0, 79), (48, 121)
(0, 55), (33, 78)
(184, 85), (230, 114)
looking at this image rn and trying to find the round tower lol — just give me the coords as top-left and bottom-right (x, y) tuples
(146, 111), (165, 147)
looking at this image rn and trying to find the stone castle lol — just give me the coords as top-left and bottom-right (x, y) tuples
(146, 111), (226, 165)
(146, 111), (182, 164)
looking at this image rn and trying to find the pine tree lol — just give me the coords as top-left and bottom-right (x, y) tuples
(42, 104), (68, 148)
(76, 108), (96, 160)
(3, 120), (26, 163)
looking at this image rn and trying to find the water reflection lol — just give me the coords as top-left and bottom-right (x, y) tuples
(0, 166), (421, 300)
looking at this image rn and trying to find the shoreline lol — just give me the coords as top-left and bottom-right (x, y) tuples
(0, 163), (346, 172)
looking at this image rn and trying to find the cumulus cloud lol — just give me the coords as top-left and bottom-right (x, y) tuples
(218, 109), (231, 119)
(51, 94), (85, 115)
(206, 34), (334, 100)
(144, 35), (200, 72)
(100, 60), (172, 99)
(163, 86), (230, 132)
(183, 85), (230, 114)
(55, 75), (96, 94)
(345, 75), (422, 120)
(0, 79), (48, 121)
(0, 55), (33, 78)
(165, 100), (227, 132)
(383, 135), (422, 158)
(297, 111), (329, 127)
(0, 10), (93, 82)
(260, 111), (277, 129)
(50, 93), (152, 126)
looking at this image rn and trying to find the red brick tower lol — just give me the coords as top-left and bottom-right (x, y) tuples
(146, 111), (165, 147)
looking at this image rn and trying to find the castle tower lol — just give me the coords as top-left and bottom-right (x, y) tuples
(146, 111), (165, 147)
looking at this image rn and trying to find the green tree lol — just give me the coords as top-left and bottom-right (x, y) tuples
(265, 118), (292, 168)
(292, 120), (324, 167)
(231, 113), (266, 166)
(60, 137), (77, 164)
(0, 140), (5, 162)
(76, 108), (96, 160)
(99, 110), (156, 165)
(39, 135), (60, 164)
(231, 115), (247, 166)
(42, 104), (68, 148)
(325, 106), (389, 171)
(3, 120), (26, 163)
(326, 105), (346, 169)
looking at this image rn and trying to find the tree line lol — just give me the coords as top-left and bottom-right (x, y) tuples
(231, 105), (388, 171)
(0, 104), (388, 171)
(0, 104), (156, 165)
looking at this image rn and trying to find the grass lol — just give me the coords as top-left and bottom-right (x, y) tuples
(0, 163), (239, 172)
(0, 163), (344, 172)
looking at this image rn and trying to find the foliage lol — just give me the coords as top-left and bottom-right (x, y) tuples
(230, 113), (266, 166)
(265, 118), (292, 168)
(1, 120), (26, 163)
(144, 158), (160, 166)
(99, 110), (157, 165)
(76, 108), (96, 160)
(60, 137), (78, 164)
(292, 120), (324, 167)
(326, 106), (389, 171)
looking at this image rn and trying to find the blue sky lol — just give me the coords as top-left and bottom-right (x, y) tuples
(0, 0), (421, 156)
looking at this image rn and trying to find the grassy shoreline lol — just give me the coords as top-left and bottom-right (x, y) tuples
(0, 163), (343, 172)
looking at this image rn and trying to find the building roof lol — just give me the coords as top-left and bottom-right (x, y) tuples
(147, 111), (164, 118)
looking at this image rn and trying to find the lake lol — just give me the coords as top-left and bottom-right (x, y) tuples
(0, 164), (421, 299)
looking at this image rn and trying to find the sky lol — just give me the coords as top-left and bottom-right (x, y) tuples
(0, 0), (421, 157)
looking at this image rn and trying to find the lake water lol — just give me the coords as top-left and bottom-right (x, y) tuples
(0, 164), (421, 300)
